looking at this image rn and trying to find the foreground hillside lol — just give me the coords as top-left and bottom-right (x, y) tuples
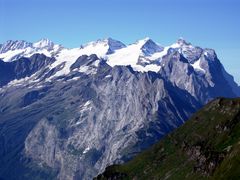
(96, 98), (240, 179)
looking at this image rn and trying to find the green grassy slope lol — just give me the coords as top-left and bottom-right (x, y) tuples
(96, 98), (240, 180)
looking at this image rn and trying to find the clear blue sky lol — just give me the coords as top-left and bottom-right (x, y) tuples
(0, 0), (239, 83)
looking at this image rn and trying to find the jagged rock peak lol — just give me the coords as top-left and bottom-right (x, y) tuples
(0, 40), (32, 53)
(176, 37), (192, 46)
(138, 37), (163, 54)
(135, 37), (155, 46)
(33, 38), (55, 49)
(128, 37), (164, 56)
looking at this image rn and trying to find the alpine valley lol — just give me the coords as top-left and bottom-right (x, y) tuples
(0, 37), (239, 180)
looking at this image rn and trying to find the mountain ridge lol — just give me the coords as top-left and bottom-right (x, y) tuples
(1, 37), (239, 90)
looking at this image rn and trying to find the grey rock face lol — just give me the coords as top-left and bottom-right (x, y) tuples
(159, 49), (237, 104)
(105, 38), (126, 54)
(70, 54), (99, 70)
(0, 54), (55, 87)
(0, 56), (201, 180)
(176, 38), (203, 63)
(140, 38), (163, 56)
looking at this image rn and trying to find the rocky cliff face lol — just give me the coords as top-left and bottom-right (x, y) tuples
(159, 49), (238, 104)
(0, 38), (239, 180)
(0, 56), (200, 179)
(0, 54), (55, 86)
(96, 98), (240, 180)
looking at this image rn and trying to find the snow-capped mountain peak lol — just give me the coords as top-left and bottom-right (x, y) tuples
(105, 37), (126, 53)
(0, 40), (32, 54)
(135, 37), (151, 45)
(133, 37), (162, 50)
(33, 38), (54, 49)
(169, 38), (191, 49)
(139, 37), (164, 55)
(47, 38), (126, 78)
(82, 38), (126, 55)
(176, 37), (191, 46)
(169, 38), (204, 64)
(106, 37), (164, 72)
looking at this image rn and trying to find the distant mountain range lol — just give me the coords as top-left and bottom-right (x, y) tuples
(0, 38), (239, 180)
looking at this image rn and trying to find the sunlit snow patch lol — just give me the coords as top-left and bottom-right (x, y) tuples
(192, 59), (205, 73)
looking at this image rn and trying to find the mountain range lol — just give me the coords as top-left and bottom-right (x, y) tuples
(0, 37), (239, 179)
